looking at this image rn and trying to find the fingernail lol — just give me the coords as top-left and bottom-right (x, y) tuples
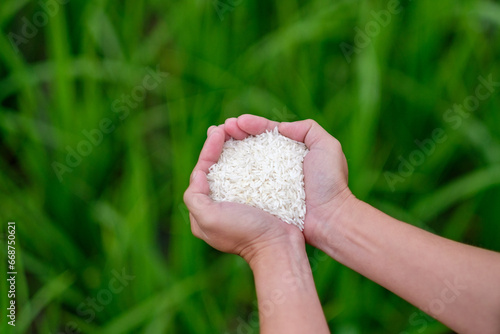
(207, 126), (216, 137)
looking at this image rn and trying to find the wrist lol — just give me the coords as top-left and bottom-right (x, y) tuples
(308, 190), (362, 253)
(242, 231), (306, 271)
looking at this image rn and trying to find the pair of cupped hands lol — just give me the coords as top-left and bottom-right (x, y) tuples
(184, 114), (353, 266)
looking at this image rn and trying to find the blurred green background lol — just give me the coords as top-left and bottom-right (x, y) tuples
(1, 0), (500, 333)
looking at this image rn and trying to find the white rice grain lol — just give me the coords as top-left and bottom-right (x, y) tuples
(207, 127), (308, 230)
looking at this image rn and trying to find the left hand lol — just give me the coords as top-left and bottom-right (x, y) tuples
(183, 121), (304, 264)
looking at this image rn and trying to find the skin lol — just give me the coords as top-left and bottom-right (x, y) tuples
(184, 114), (500, 334)
(184, 118), (329, 334)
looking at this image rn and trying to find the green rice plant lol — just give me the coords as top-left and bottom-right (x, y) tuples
(1, 0), (499, 332)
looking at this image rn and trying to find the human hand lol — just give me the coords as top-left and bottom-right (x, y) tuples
(219, 114), (355, 248)
(183, 122), (304, 265)
(277, 119), (354, 248)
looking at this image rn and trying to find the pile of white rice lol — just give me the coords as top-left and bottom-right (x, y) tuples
(207, 127), (308, 230)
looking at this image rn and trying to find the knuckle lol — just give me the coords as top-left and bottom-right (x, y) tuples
(190, 224), (201, 239)
(305, 119), (318, 128)
(183, 190), (191, 208)
(331, 137), (343, 151)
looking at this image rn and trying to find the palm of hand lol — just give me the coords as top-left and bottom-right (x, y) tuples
(200, 200), (300, 258)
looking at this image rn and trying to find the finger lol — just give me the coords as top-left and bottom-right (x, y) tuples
(218, 124), (231, 141)
(278, 119), (335, 149)
(237, 114), (280, 136)
(207, 125), (217, 136)
(224, 117), (247, 140)
(184, 171), (213, 215)
(208, 124), (230, 141)
(194, 127), (226, 173)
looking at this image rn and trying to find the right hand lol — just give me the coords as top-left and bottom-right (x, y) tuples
(232, 115), (355, 248)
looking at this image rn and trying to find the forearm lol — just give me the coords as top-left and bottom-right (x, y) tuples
(316, 196), (500, 333)
(248, 235), (330, 334)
